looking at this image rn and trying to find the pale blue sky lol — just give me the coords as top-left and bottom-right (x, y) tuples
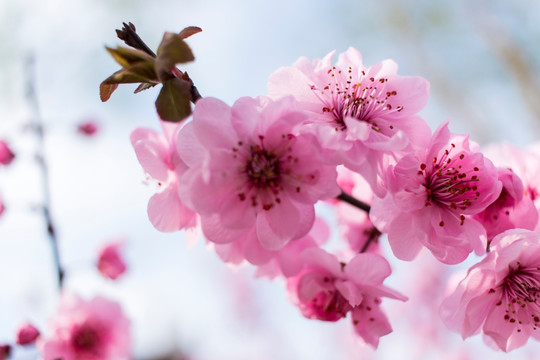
(1, 1), (540, 359)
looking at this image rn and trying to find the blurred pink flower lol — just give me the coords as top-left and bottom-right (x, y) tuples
(41, 294), (130, 360)
(131, 121), (198, 233)
(177, 96), (339, 251)
(97, 241), (127, 280)
(0, 345), (10, 360)
(287, 248), (406, 348)
(371, 121), (502, 264)
(211, 217), (328, 277)
(254, 217), (330, 278)
(77, 121), (99, 136)
(0, 194), (4, 219)
(268, 47), (431, 195)
(482, 142), (540, 233)
(473, 168), (538, 240)
(0, 140), (15, 166)
(16, 322), (40, 345)
(441, 229), (540, 352)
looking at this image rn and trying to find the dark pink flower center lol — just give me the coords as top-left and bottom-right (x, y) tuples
(492, 262), (540, 332)
(72, 323), (101, 353)
(419, 144), (481, 224)
(233, 134), (302, 211)
(306, 289), (352, 322)
(246, 148), (281, 187)
(310, 66), (402, 132)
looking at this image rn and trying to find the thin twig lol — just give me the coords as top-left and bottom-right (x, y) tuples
(25, 55), (64, 289)
(360, 227), (381, 253)
(336, 190), (371, 213)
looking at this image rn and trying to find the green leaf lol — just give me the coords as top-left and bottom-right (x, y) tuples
(106, 46), (155, 68)
(102, 60), (158, 84)
(100, 82), (119, 102)
(155, 78), (192, 122)
(155, 32), (194, 81)
(134, 82), (157, 94)
(178, 26), (202, 39)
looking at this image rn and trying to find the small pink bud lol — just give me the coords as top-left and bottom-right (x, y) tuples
(0, 344), (11, 360)
(16, 322), (40, 345)
(0, 141), (15, 166)
(0, 197), (4, 218)
(77, 121), (99, 136)
(98, 241), (127, 280)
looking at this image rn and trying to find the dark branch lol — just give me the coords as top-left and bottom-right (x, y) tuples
(336, 190), (371, 213)
(360, 227), (381, 253)
(182, 72), (202, 103)
(25, 55), (64, 289)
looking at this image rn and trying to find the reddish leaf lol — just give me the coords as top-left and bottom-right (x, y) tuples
(179, 26), (202, 39)
(100, 82), (119, 102)
(102, 61), (158, 85)
(155, 33), (194, 81)
(155, 78), (192, 122)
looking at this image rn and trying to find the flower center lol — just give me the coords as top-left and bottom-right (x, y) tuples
(246, 147), (280, 188)
(310, 66), (402, 131)
(492, 262), (540, 332)
(72, 323), (100, 352)
(419, 144), (481, 224)
(307, 289), (352, 322)
(233, 134), (299, 211)
(504, 265), (540, 305)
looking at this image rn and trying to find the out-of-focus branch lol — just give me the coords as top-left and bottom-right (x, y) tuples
(474, 13), (540, 126)
(373, 0), (492, 143)
(25, 55), (64, 289)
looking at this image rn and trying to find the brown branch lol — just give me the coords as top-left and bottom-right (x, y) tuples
(336, 190), (371, 213)
(360, 227), (381, 253)
(25, 55), (64, 289)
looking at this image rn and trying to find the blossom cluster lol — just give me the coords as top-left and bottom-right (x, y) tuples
(0, 241), (130, 360)
(129, 46), (540, 351)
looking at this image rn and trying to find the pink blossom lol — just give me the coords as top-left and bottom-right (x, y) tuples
(0, 345), (10, 360)
(370, 121), (502, 264)
(268, 47), (431, 195)
(40, 294), (130, 360)
(16, 322), (40, 345)
(177, 96), (340, 251)
(131, 121), (198, 233)
(0, 194), (4, 219)
(254, 217), (330, 278)
(210, 216), (324, 276)
(0, 140), (15, 166)
(482, 142), (540, 232)
(77, 121), (99, 136)
(473, 168), (538, 240)
(287, 247), (406, 348)
(440, 229), (540, 352)
(97, 241), (127, 280)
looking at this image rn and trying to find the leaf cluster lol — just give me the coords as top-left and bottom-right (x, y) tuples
(100, 23), (202, 122)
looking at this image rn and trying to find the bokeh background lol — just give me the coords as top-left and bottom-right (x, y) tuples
(1, 0), (540, 359)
